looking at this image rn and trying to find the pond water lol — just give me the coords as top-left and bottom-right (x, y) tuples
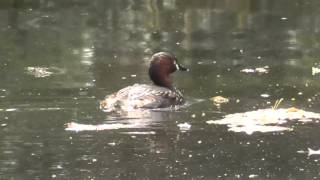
(1, 0), (320, 179)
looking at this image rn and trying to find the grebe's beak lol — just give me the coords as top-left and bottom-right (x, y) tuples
(174, 60), (189, 71)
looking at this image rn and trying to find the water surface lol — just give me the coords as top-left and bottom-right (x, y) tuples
(1, 0), (320, 179)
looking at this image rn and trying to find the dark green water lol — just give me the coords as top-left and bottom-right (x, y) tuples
(1, 0), (320, 179)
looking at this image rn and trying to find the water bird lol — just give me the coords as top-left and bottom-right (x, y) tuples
(100, 52), (188, 112)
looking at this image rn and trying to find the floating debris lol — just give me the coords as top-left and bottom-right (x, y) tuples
(312, 67), (320, 75)
(308, 148), (320, 156)
(255, 67), (269, 73)
(5, 108), (17, 112)
(241, 66), (269, 74)
(297, 148), (320, 156)
(297, 150), (306, 154)
(26, 66), (65, 78)
(240, 68), (254, 73)
(108, 142), (116, 146)
(248, 174), (258, 179)
(211, 96), (229, 106)
(177, 122), (191, 131)
(272, 98), (283, 110)
(26, 67), (53, 78)
(260, 94), (270, 98)
(207, 107), (320, 134)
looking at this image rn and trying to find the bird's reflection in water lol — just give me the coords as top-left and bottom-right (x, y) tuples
(65, 107), (178, 132)
(65, 98), (199, 132)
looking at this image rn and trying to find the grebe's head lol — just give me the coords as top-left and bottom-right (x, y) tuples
(149, 52), (188, 89)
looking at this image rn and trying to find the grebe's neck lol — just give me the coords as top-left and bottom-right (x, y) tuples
(149, 67), (173, 89)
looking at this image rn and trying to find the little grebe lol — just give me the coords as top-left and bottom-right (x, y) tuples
(100, 52), (188, 112)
